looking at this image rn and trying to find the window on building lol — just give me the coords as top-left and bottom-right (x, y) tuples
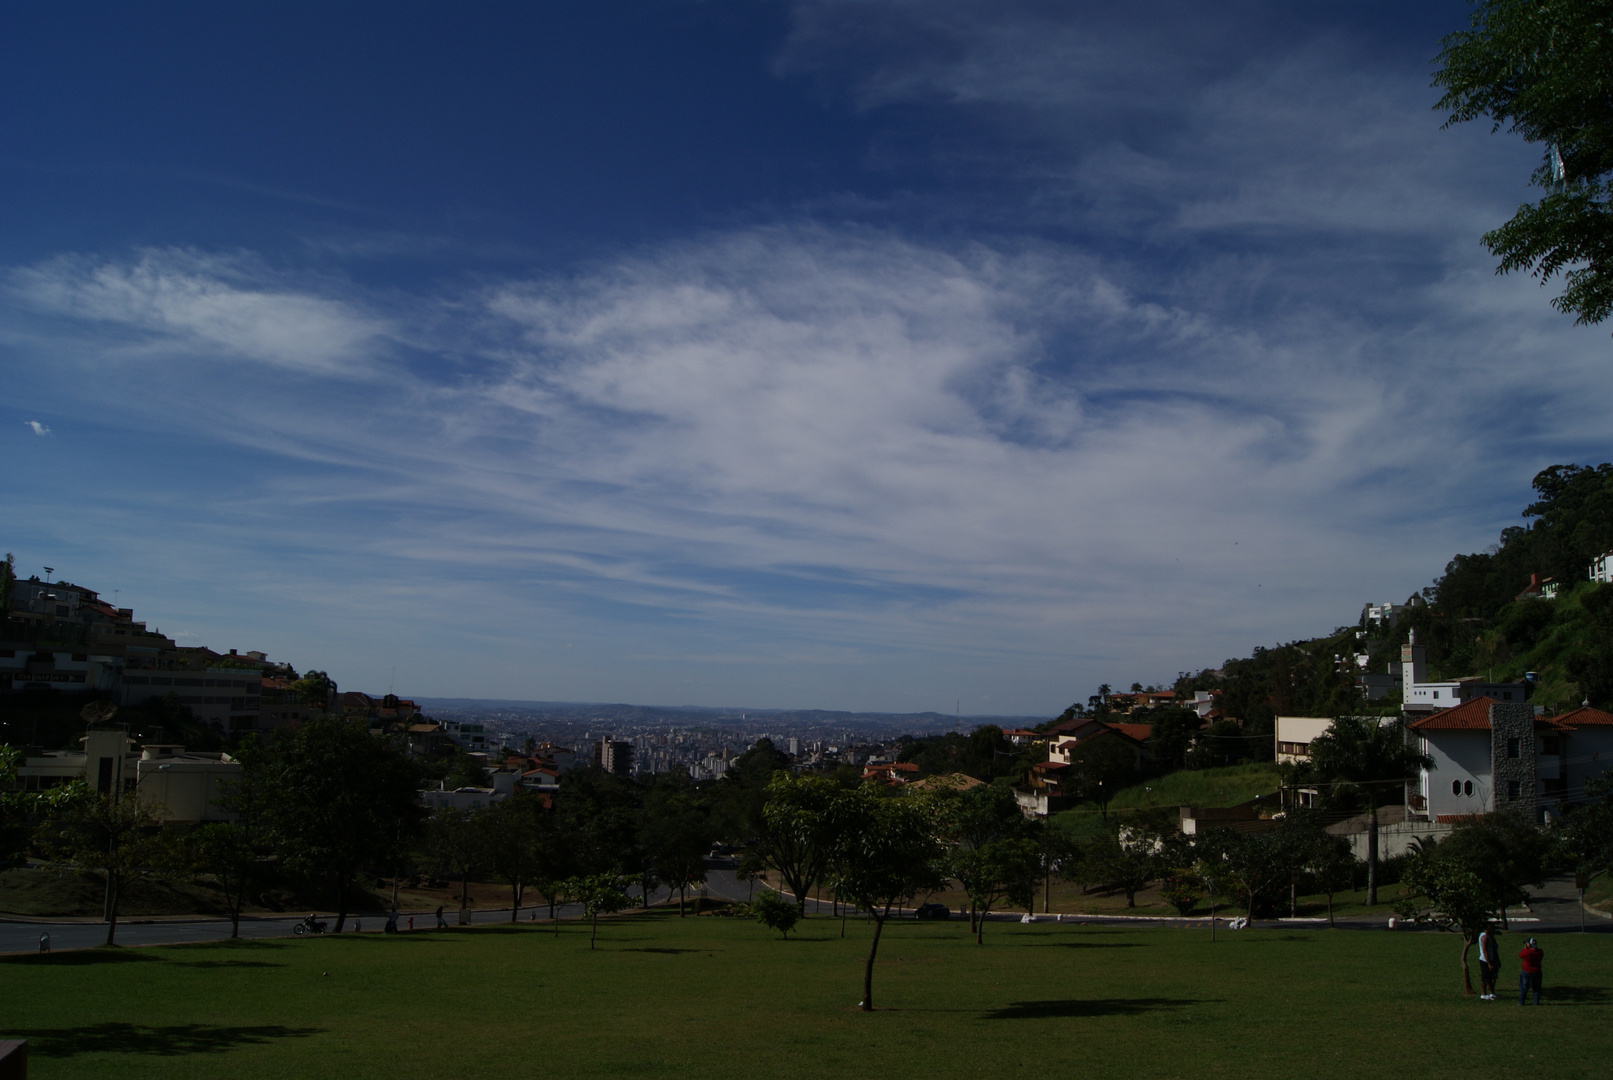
(1433, 690), (1441, 699)
(1507, 737), (1520, 759)
(1452, 780), (1462, 796)
(1464, 780), (1474, 796)
(1508, 780), (1521, 800)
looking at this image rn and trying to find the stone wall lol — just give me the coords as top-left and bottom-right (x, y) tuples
(1489, 702), (1537, 818)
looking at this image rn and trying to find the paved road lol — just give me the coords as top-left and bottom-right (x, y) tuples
(5, 866), (1605, 955)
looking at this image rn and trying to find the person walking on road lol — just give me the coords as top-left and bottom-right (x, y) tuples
(1477, 925), (1499, 1000)
(436, 905), (449, 930)
(1518, 937), (1544, 1005)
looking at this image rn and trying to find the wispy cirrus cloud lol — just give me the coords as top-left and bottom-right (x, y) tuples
(25, 420), (50, 436)
(8, 249), (390, 377)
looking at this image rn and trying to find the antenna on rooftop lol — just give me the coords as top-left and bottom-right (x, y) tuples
(43, 566), (54, 581)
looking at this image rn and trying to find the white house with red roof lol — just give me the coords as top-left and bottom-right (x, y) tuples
(1406, 698), (1613, 822)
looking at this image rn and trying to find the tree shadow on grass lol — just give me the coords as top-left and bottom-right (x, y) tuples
(1543, 985), (1611, 1004)
(1024, 941), (1145, 950)
(0, 949), (161, 967)
(10, 1022), (323, 1058)
(620, 947), (703, 954)
(982, 998), (1209, 1020)
(170, 959), (286, 969)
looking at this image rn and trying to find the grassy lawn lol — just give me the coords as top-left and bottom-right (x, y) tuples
(3, 912), (1610, 1079)
(1051, 763), (1282, 836)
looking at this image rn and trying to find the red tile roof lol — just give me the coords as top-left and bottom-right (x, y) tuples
(1108, 723), (1154, 743)
(1408, 698), (1494, 730)
(1411, 697), (1567, 732)
(1547, 706), (1613, 727)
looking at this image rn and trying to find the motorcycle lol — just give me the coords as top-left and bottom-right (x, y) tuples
(293, 915), (328, 935)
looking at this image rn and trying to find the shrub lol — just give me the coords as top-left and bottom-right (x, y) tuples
(751, 889), (801, 939)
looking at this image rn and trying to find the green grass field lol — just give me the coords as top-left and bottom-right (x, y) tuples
(3, 911), (1610, 1079)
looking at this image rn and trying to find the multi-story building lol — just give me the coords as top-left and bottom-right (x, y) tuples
(8, 725), (240, 823)
(1399, 631), (1528, 715)
(594, 737), (633, 775)
(1406, 699), (1613, 822)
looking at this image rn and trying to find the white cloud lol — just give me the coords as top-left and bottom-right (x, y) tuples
(25, 420), (50, 436)
(8, 249), (389, 377)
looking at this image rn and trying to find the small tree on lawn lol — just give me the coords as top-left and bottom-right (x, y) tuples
(422, 807), (487, 927)
(751, 888), (802, 939)
(759, 773), (850, 914)
(35, 791), (172, 946)
(1306, 833), (1356, 928)
(950, 838), (1040, 944)
(1158, 870), (1203, 917)
(1396, 857), (1495, 996)
(565, 873), (634, 949)
(830, 790), (945, 1012)
(1079, 826), (1158, 908)
(186, 822), (264, 939)
(479, 792), (554, 922)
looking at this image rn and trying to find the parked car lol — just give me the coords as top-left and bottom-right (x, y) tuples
(914, 903), (950, 920)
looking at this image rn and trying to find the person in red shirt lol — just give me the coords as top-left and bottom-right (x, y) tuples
(1517, 937), (1544, 1005)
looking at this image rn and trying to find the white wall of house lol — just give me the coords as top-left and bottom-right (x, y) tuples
(1418, 730), (1492, 818)
(1274, 717), (1333, 763)
(1404, 680), (1526, 713)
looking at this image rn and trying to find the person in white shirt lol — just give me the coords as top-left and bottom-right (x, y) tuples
(1477, 925), (1500, 1000)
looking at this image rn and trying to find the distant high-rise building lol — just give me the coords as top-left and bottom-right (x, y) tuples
(594, 737), (633, 776)
(787, 737), (799, 756)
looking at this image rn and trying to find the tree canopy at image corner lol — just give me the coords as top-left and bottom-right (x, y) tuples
(1434, 0), (1613, 327)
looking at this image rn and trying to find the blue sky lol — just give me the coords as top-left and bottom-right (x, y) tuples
(2, 2), (1606, 715)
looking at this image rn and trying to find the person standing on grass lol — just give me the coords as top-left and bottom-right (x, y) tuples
(1518, 937), (1544, 1005)
(1477, 925), (1499, 1000)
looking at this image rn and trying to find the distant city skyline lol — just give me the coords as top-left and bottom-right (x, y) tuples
(4, 3), (1608, 714)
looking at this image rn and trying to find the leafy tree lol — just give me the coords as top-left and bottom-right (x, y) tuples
(936, 782), (1032, 931)
(643, 787), (715, 916)
(1158, 870), (1203, 917)
(1306, 831), (1357, 928)
(949, 838), (1040, 943)
(480, 792), (554, 922)
(556, 767), (638, 876)
(563, 872), (634, 949)
(829, 789), (946, 1011)
(728, 738), (792, 788)
(421, 807), (487, 926)
(1066, 736), (1138, 818)
(757, 773), (849, 913)
(1434, 0), (1613, 327)
(1553, 772), (1613, 880)
(184, 822), (264, 939)
(1030, 820), (1079, 914)
(1396, 857), (1496, 995)
(35, 792), (171, 946)
(1, 743), (87, 826)
(1077, 826), (1158, 908)
(1435, 814), (1548, 926)
(1147, 708), (1202, 772)
(1307, 716), (1430, 904)
(253, 718), (425, 931)
(289, 670), (336, 707)
(751, 888), (802, 938)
